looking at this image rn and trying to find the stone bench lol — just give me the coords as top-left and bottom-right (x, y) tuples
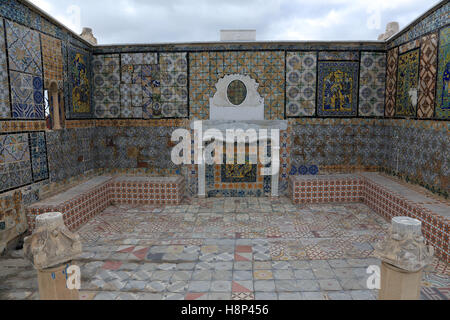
(289, 172), (449, 263)
(26, 175), (185, 232)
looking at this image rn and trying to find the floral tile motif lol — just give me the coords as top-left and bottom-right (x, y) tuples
(93, 54), (121, 118)
(317, 61), (359, 116)
(286, 52), (316, 117)
(358, 52), (386, 117)
(41, 34), (63, 90)
(436, 26), (449, 119)
(384, 48), (398, 117)
(5, 20), (42, 76)
(0, 19), (11, 118)
(395, 49), (420, 117)
(29, 131), (49, 182)
(189, 51), (285, 120)
(0, 133), (32, 192)
(9, 71), (44, 119)
(69, 47), (92, 115)
(417, 33), (438, 119)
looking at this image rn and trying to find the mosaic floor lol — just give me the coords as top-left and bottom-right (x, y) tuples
(0, 197), (449, 300)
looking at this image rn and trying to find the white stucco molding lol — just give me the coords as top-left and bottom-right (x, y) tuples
(210, 74), (264, 120)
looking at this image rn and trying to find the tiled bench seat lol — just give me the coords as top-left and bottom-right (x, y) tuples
(289, 173), (450, 263)
(26, 175), (185, 232)
(109, 176), (185, 205)
(26, 176), (113, 232)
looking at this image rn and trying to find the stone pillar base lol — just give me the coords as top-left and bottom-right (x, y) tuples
(379, 261), (422, 300)
(37, 262), (79, 300)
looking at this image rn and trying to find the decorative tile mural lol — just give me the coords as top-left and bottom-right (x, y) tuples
(5, 20), (42, 76)
(120, 53), (147, 118)
(41, 34), (64, 90)
(0, 19), (10, 118)
(418, 33), (438, 119)
(395, 49), (420, 117)
(93, 54), (120, 118)
(69, 47), (92, 115)
(286, 52), (317, 117)
(317, 61), (359, 116)
(189, 51), (285, 120)
(29, 132), (49, 182)
(385, 48), (398, 117)
(436, 26), (449, 119)
(0, 133), (32, 192)
(159, 52), (188, 118)
(9, 71), (44, 119)
(359, 52), (386, 117)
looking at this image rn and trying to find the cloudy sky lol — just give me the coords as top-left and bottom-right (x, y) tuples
(28, 0), (441, 44)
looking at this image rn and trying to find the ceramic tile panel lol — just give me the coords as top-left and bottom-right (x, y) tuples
(93, 54), (121, 118)
(417, 33), (438, 119)
(385, 48), (398, 117)
(41, 33), (64, 90)
(9, 71), (44, 119)
(286, 52), (316, 117)
(395, 49), (420, 117)
(69, 47), (92, 116)
(0, 133), (32, 192)
(189, 51), (285, 120)
(29, 131), (49, 182)
(436, 26), (449, 119)
(358, 52), (386, 117)
(5, 19), (42, 76)
(317, 61), (359, 116)
(158, 52), (188, 118)
(0, 19), (10, 118)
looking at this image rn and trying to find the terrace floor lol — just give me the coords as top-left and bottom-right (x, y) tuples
(0, 197), (449, 300)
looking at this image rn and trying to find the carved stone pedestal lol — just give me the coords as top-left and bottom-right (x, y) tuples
(375, 216), (434, 300)
(23, 212), (82, 300)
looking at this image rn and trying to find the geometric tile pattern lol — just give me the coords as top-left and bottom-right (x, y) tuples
(318, 51), (359, 61)
(28, 131), (48, 182)
(158, 53), (188, 118)
(317, 61), (359, 116)
(358, 52), (386, 117)
(3, 196), (449, 300)
(436, 26), (449, 119)
(40, 34), (63, 90)
(93, 54), (120, 118)
(384, 48), (398, 117)
(286, 52), (316, 117)
(5, 20), (42, 76)
(189, 51), (285, 120)
(0, 19), (11, 118)
(395, 49), (420, 117)
(418, 33), (438, 119)
(289, 172), (450, 263)
(0, 133), (32, 192)
(9, 71), (44, 119)
(69, 47), (91, 115)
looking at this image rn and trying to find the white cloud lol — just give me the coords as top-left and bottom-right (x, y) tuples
(28, 0), (441, 44)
